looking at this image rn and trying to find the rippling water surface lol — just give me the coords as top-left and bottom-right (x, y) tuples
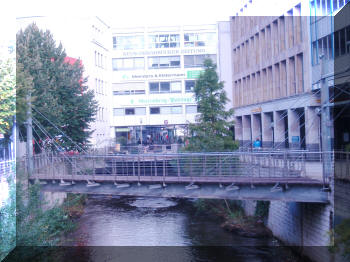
(62, 195), (291, 262)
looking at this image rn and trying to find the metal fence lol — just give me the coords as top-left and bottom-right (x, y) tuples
(31, 151), (324, 181)
(0, 160), (16, 179)
(89, 144), (184, 155)
(334, 151), (350, 180)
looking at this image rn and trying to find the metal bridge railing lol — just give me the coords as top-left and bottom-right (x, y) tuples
(334, 151), (350, 181)
(31, 151), (327, 182)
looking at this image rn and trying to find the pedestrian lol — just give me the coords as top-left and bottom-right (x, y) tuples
(253, 138), (261, 149)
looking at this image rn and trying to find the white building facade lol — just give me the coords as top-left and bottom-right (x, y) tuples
(110, 24), (218, 144)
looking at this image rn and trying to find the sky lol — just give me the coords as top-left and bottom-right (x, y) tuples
(14, 0), (240, 27)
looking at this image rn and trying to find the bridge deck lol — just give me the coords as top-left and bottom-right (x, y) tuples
(31, 174), (325, 185)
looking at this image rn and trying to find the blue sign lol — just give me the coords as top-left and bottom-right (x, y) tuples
(292, 136), (300, 143)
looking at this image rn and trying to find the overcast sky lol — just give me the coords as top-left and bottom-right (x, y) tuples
(14, 0), (240, 27)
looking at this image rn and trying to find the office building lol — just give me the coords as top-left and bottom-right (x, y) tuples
(110, 24), (218, 144)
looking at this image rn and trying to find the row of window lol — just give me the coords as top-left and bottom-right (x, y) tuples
(312, 25), (350, 64)
(112, 80), (196, 95)
(113, 105), (198, 116)
(310, 0), (349, 17)
(95, 78), (107, 95)
(97, 107), (107, 122)
(94, 51), (107, 69)
(112, 32), (216, 50)
(112, 54), (216, 71)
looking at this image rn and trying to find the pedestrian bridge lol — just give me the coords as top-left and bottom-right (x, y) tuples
(28, 151), (337, 203)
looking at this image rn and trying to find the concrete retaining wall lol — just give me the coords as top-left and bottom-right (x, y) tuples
(267, 201), (333, 262)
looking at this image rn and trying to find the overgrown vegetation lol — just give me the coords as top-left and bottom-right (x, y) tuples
(0, 170), (85, 261)
(329, 218), (350, 259)
(255, 201), (270, 219)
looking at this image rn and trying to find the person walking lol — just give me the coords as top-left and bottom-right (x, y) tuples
(253, 138), (261, 149)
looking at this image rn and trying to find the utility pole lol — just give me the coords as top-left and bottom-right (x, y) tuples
(26, 91), (33, 177)
(320, 55), (333, 187)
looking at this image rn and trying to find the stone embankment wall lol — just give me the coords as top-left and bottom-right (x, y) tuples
(267, 201), (333, 262)
(41, 191), (67, 210)
(242, 180), (350, 262)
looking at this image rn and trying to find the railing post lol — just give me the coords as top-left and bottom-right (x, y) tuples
(154, 156), (157, 177)
(138, 154), (140, 184)
(202, 155), (206, 176)
(283, 151), (288, 177)
(347, 152), (349, 180)
(219, 155), (222, 176)
(163, 158), (166, 184)
(177, 155), (180, 178)
(93, 156), (96, 180)
(190, 154), (193, 177)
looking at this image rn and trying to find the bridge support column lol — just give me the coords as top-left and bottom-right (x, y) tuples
(288, 109), (301, 149)
(305, 106), (320, 152)
(235, 116), (243, 146)
(262, 112), (273, 149)
(274, 110), (287, 149)
(242, 115), (252, 148)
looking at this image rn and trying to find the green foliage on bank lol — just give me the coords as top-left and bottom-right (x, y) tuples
(183, 58), (238, 152)
(330, 218), (350, 259)
(0, 170), (84, 261)
(255, 201), (270, 219)
(0, 173), (16, 261)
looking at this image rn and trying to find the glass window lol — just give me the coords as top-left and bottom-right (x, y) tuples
(125, 108), (135, 115)
(171, 106), (182, 114)
(185, 80), (195, 92)
(186, 105), (197, 114)
(113, 82), (145, 95)
(148, 56), (180, 69)
(113, 36), (117, 49)
(134, 58), (144, 69)
(149, 82), (159, 93)
(115, 35), (144, 50)
(160, 107), (171, 114)
(149, 81), (181, 93)
(112, 58), (145, 71)
(160, 82), (170, 92)
(149, 34), (180, 48)
(184, 54), (216, 68)
(171, 82), (182, 92)
(113, 108), (124, 116)
(135, 107), (146, 115)
(150, 107), (160, 114)
(184, 32), (216, 47)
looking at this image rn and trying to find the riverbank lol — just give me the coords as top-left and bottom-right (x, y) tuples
(190, 198), (310, 262)
(192, 199), (272, 238)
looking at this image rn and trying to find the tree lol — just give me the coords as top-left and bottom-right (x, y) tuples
(16, 23), (98, 151)
(184, 58), (237, 152)
(0, 57), (15, 137)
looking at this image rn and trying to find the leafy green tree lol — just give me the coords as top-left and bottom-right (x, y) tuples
(184, 58), (237, 152)
(0, 57), (16, 137)
(16, 23), (98, 151)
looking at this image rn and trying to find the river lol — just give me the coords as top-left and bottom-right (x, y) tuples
(60, 195), (300, 262)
